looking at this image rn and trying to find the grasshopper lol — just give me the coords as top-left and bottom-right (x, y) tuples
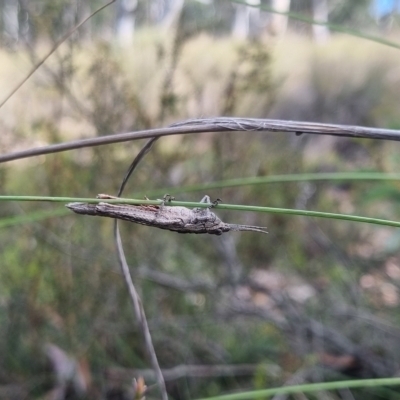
(66, 194), (267, 235)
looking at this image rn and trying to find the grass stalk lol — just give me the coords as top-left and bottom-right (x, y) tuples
(1, 195), (400, 229)
(195, 377), (400, 400)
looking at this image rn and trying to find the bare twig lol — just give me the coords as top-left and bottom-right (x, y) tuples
(117, 138), (159, 197)
(113, 137), (168, 400)
(114, 223), (168, 400)
(107, 363), (269, 382)
(228, 300), (395, 378)
(2, 118), (400, 164)
(272, 368), (314, 400)
(0, 0), (116, 110)
(137, 267), (215, 292)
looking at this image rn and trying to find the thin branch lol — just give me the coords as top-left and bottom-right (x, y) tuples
(0, 0), (116, 110)
(229, 300), (395, 378)
(272, 368), (315, 400)
(2, 118), (400, 164)
(113, 137), (168, 400)
(114, 223), (168, 400)
(137, 267), (216, 292)
(117, 138), (159, 197)
(107, 363), (267, 382)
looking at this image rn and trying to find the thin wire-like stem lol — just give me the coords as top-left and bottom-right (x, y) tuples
(117, 138), (159, 197)
(2, 118), (400, 164)
(113, 137), (168, 400)
(2, 195), (400, 229)
(114, 221), (168, 400)
(152, 171), (400, 195)
(3, 171), (400, 228)
(0, 0), (116, 110)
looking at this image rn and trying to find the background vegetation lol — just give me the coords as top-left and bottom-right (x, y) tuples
(1, 0), (400, 399)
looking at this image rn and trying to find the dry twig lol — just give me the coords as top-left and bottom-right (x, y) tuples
(113, 138), (168, 400)
(0, 0), (116, 110)
(107, 363), (270, 382)
(1, 118), (400, 164)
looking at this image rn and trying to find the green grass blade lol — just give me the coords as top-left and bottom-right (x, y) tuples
(2, 172), (400, 227)
(195, 377), (400, 400)
(1, 195), (400, 229)
(2, 171), (397, 228)
(0, 208), (70, 229)
(229, 0), (400, 50)
(151, 172), (400, 195)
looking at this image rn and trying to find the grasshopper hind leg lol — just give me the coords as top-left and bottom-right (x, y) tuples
(199, 195), (211, 204)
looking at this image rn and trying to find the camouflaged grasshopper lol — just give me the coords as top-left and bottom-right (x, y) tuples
(66, 194), (267, 236)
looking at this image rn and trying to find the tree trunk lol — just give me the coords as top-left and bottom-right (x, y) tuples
(268, 0), (291, 36)
(116, 0), (138, 45)
(312, 0), (330, 43)
(3, 0), (19, 46)
(232, 0), (261, 39)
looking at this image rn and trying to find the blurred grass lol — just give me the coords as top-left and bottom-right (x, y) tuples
(5, 187), (400, 228)
(3, 170), (400, 229)
(231, 0), (400, 50)
(197, 377), (400, 400)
